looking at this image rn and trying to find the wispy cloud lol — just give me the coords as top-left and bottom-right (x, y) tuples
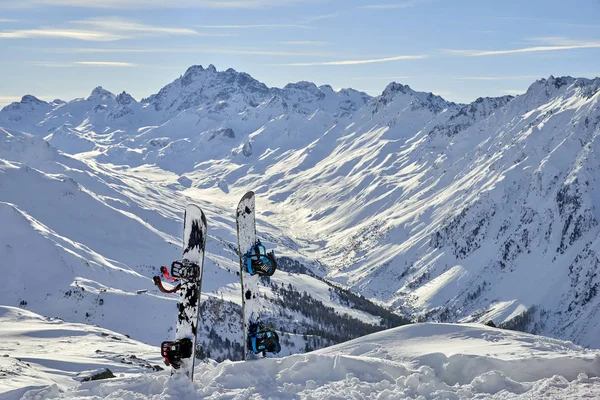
(272, 54), (428, 66)
(0, 17), (206, 42)
(197, 24), (308, 29)
(528, 37), (598, 46)
(0, 18), (20, 23)
(302, 13), (338, 23)
(30, 61), (137, 67)
(195, 12), (335, 30)
(444, 38), (600, 56)
(75, 17), (200, 36)
(3, 0), (318, 9)
(0, 28), (127, 41)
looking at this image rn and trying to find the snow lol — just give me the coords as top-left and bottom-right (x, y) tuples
(4, 308), (600, 399)
(0, 306), (162, 400)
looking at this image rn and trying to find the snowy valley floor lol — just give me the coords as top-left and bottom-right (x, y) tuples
(3, 306), (600, 400)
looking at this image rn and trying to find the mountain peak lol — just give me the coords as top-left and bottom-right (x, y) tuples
(383, 82), (413, 96)
(182, 64), (218, 77)
(88, 86), (115, 101)
(284, 81), (319, 91)
(528, 76), (575, 92)
(180, 64), (224, 87)
(183, 64), (204, 75)
(21, 95), (47, 105)
(116, 91), (136, 106)
(0, 94), (51, 114)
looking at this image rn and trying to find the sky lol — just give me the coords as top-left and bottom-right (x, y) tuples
(1, 0), (599, 107)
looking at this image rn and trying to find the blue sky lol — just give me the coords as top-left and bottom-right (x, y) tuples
(1, 0), (599, 106)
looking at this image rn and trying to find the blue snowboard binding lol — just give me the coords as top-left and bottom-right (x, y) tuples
(247, 321), (281, 355)
(244, 240), (277, 277)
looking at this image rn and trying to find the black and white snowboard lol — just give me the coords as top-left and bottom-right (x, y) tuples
(236, 191), (261, 360)
(169, 204), (206, 379)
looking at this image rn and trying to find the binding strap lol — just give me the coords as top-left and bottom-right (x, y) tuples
(153, 276), (181, 294)
(160, 266), (178, 282)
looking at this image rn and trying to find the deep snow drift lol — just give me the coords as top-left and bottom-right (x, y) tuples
(4, 306), (600, 399)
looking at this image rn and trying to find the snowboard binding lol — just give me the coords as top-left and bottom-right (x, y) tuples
(169, 259), (201, 281)
(153, 260), (200, 294)
(244, 240), (277, 277)
(247, 321), (281, 355)
(161, 338), (193, 369)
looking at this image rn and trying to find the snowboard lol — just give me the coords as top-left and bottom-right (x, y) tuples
(236, 191), (261, 360)
(170, 204), (207, 379)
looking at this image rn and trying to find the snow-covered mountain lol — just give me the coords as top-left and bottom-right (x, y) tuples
(2, 65), (600, 353)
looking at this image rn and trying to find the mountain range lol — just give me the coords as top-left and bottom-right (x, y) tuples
(2, 64), (600, 352)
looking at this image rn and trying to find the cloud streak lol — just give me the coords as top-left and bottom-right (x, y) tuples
(445, 38), (600, 56)
(0, 17), (207, 42)
(0, 28), (127, 41)
(197, 24), (308, 29)
(272, 54), (428, 66)
(302, 13), (338, 23)
(75, 17), (200, 36)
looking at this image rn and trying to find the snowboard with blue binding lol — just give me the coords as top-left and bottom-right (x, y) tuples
(236, 191), (281, 359)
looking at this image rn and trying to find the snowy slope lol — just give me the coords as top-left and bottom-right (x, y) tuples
(0, 121), (395, 360)
(0, 306), (162, 400)
(6, 309), (600, 400)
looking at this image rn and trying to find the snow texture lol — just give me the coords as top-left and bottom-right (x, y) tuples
(4, 307), (600, 399)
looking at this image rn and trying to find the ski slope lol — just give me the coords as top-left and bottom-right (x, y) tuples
(4, 306), (600, 399)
